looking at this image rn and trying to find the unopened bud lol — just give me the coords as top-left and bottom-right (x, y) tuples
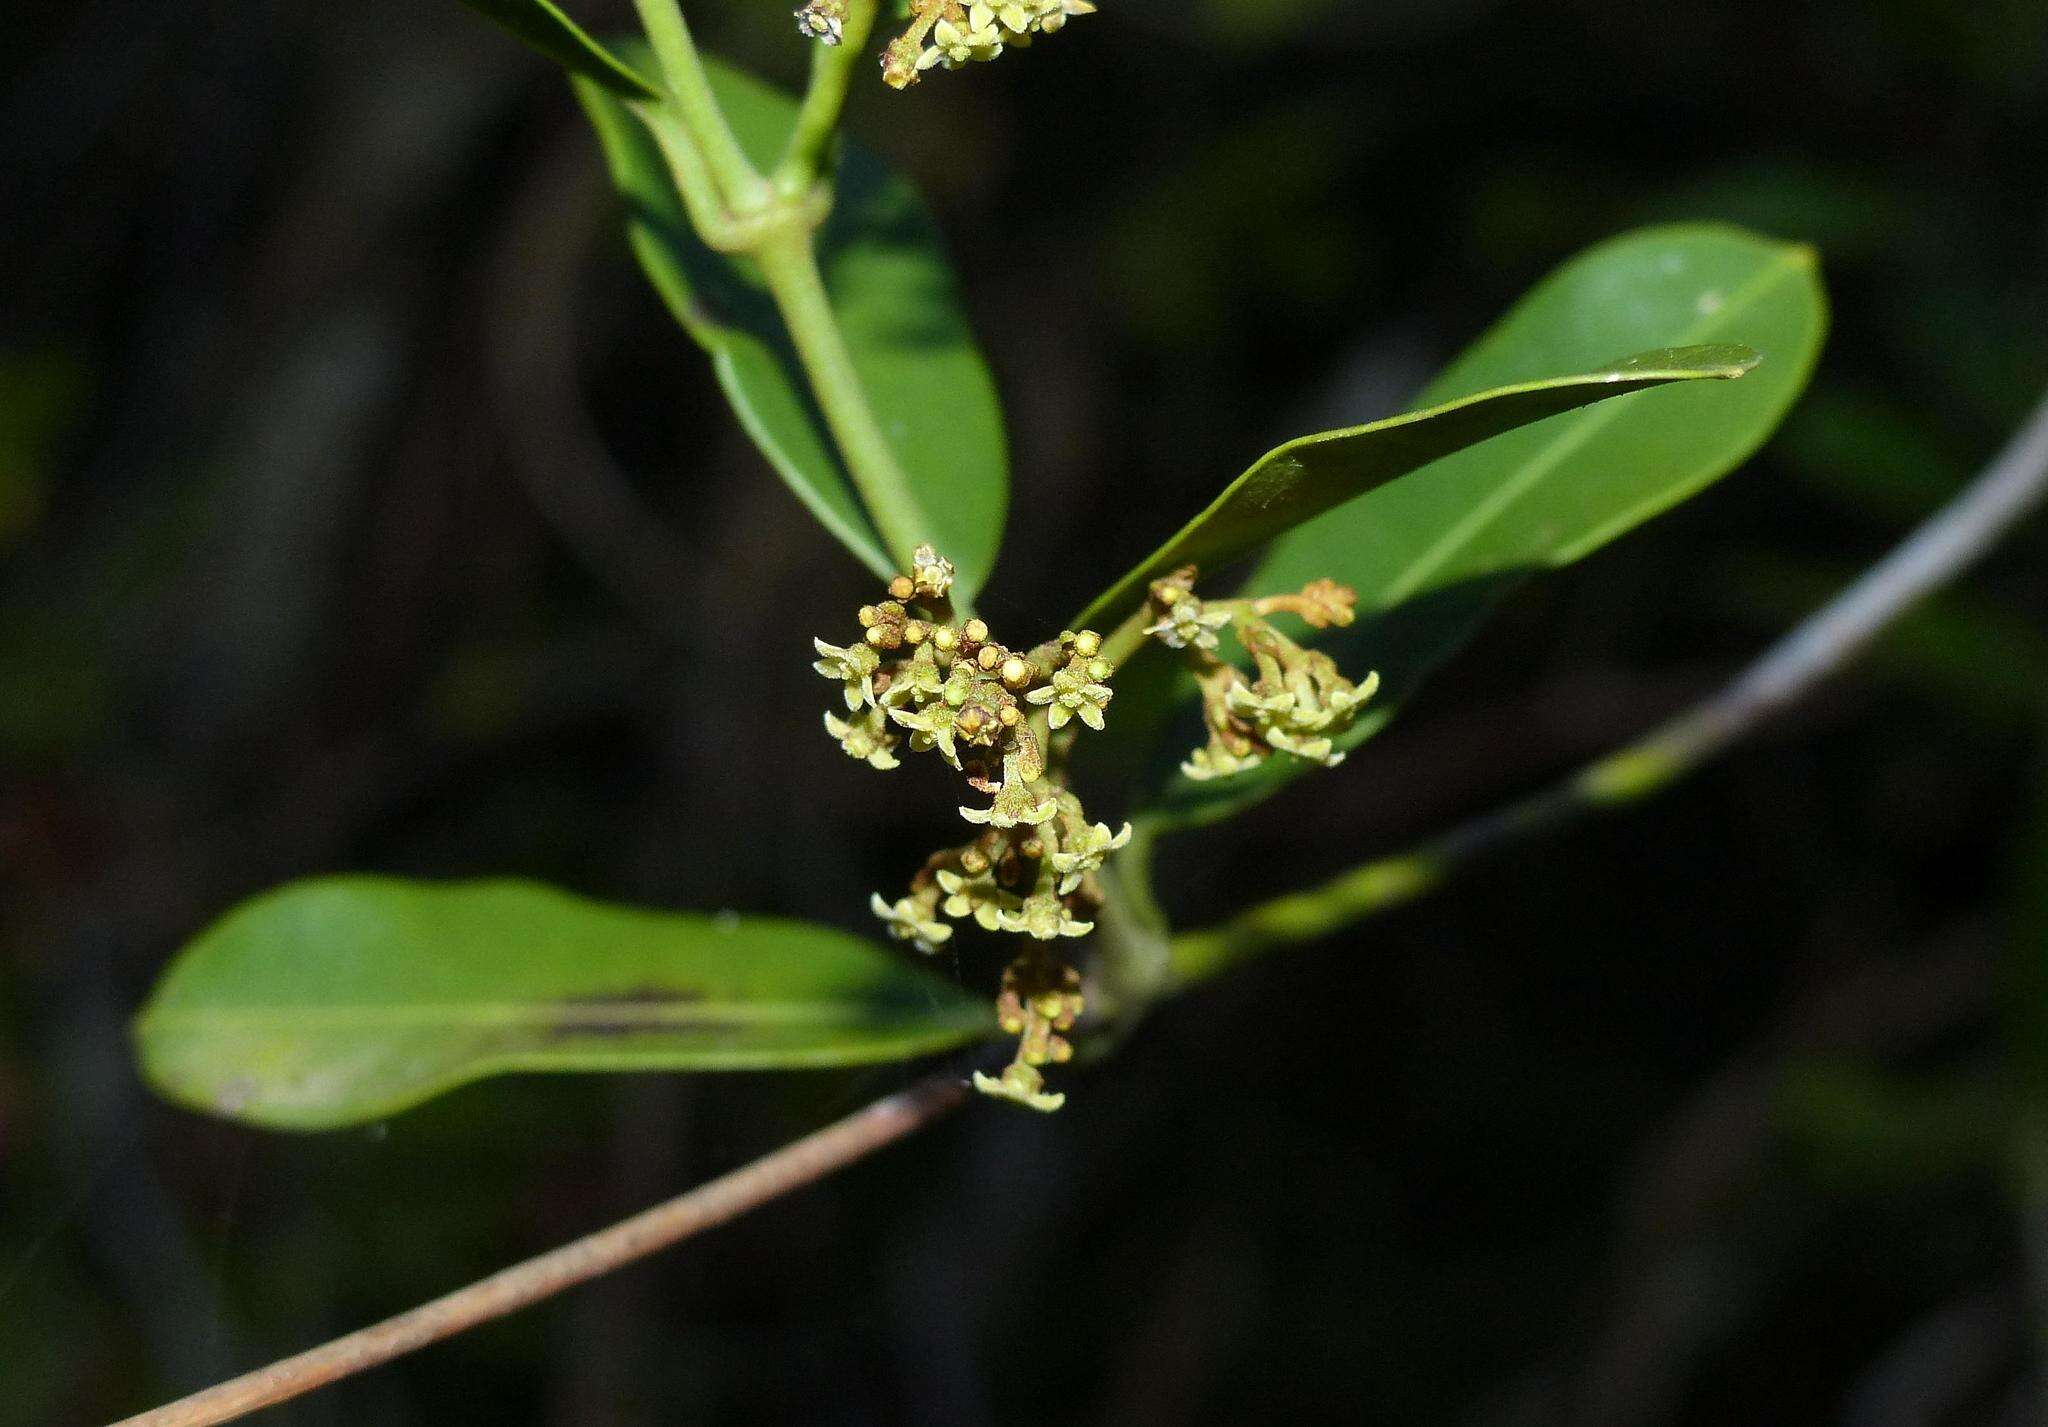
(1070, 630), (1102, 658)
(857, 605), (880, 627)
(1000, 656), (1031, 689)
(902, 620), (929, 645)
(888, 575), (915, 601)
(963, 619), (989, 644)
(959, 847), (990, 874)
(977, 646), (1003, 671)
(931, 625), (959, 653)
(997, 705), (1022, 728)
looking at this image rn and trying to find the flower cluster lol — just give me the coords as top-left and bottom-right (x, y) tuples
(972, 959), (1085, 1111)
(878, 0), (1097, 89)
(813, 545), (1130, 1110)
(1143, 567), (1380, 781)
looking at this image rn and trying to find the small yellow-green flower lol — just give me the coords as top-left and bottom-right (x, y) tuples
(910, 543), (956, 600)
(959, 751), (1057, 827)
(879, 646), (946, 708)
(870, 893), (952, 953)
(1146, 594), (1233, 651)
(936, 867), (1020, 930)
(1026, 663), (1113, 731)
(794, 0), (846, 44)
(824, 707), (900, 770)
(812, 637), (881, 710)
(1000, 891), (1094, 940)
(973, 1063), (1064, 1113)
(921, 5), (1004, 70)
(1047, 819), (1132, 895)
(889, 701), (963, 767)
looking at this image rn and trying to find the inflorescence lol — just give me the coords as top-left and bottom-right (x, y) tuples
(1142, 567), (1380, 782)
(814, 544), (1126, 1112)
(793, 0), (1096, 89)
(814, 549), (1374, 1112)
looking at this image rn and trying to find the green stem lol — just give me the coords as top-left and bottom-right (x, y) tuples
(632, 0), (766, 210)
(635, 101), (753, 251)
(754, 229), (932, 570)
(1098, 602), (1154, 667)
(776, 0), (879, 196)
(1164, 730), (1684, 984)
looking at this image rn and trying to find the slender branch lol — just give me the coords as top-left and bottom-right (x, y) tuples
(753, 227), (933, 570)
(631, 0), (765, 210)
(1172, 387), (2048, 983)
(775, 0), (879, 195)
(111, 1074), (970, 1427)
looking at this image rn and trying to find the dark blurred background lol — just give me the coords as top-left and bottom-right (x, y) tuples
(4, 0), (2048, 1421)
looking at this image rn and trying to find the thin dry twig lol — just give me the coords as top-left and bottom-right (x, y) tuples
(110, 1074), (969, 1427)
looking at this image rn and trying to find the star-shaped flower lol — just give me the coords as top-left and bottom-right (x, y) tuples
(1047, 819), (1132, 895)
(1146, 594), (1233, 651)
(812, 637), (881, 710)
(869, 893), (951, 953)
(824, 707), (899, 770)
(1026, 662), (1113, 731)
(999, 891), (1094, 940)
(959, 751), (1057, 827)
(935, 867), (1021, 930)
(889, 701), (962, 767)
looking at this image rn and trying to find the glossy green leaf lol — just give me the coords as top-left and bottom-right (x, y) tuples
(461, 0), (660, 99)
(1142, 223), (1828, 828)
(135, 878), (992, 1131)
(574, 60), (1008, 601)
(1073, 344), (1759, 631)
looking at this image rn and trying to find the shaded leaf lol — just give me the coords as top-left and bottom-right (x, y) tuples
(1138, 223), (1828, 829)
(461, 0), (661, 99)
(135, 878), (992, 1131)
(575, 59), (1007, 601)
(1074, 344), (1759, 631)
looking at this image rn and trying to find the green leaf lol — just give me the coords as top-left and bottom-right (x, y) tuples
(1073, 344), (1759, 631)
(134, 877), (992, 1131)
(574, 59), (1008, 602)
(1140, 223), (1828, 829)
(460, 0), (661, 99)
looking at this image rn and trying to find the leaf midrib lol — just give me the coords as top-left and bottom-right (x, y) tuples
(1371, 249), (1805, 608)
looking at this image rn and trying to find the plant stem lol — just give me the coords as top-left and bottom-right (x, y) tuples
(754, 227), (932, 570)
(632, 0), (765, 210)
(110, 1075), (969, 1427)
(776, 0), (879, 195)
(1171, 384), (2048, 983)
(1098, 601), (1156, 667)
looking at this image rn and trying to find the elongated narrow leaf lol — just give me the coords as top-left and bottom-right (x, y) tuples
(135, 878), (992, 1131)
(1074, 345), (1757, 630)
(462, 0), (660, 99)
(1139, 223), (1828, 829)
(575, 59), (1008, 601)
